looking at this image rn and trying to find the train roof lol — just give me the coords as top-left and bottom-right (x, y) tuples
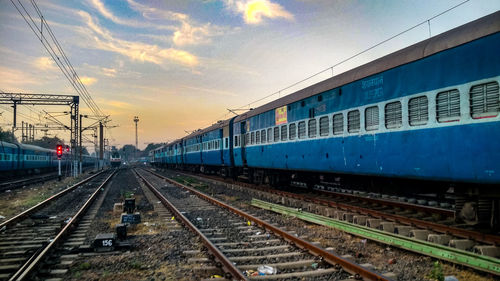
(183, 118), (231, 140)
(234, 11), (500, 122)
(19, 143), (55, 153)
(0, 141), (18, 150)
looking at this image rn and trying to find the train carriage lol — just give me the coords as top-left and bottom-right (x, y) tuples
(163, 12), (499, 227)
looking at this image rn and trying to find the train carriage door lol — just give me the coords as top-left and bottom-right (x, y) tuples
(240, 121), (248, 165)
(229, 116), (236, 168)
(221, 127), (226, 165)
(198, 135), (203, 164)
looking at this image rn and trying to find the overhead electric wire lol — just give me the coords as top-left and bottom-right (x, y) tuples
(233, 0), (472, 111)
(10, 0), (105, 119)
(189, 0), (473, 135)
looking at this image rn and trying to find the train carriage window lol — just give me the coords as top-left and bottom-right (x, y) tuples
(470, 81), (499, 119)
(225, 138), (229, 149)
(251, 132), (255, 145)
(365, 106), (379, 131)
(348, 110), (360, 133)
(333, 114), (343, 135)
(234, 135), (239, 147)
(256, 131), (260, 144)
(281, 125), (287, 141)
(267, 128), (272, 142)
(298, 121), (306, 139)
(274, 127), (279, 142)
(319, 116), (329, 136)
(385, 102), (402, 129)
(245, 133), (249, 146)
(261, 130), (266, 143)
(289, 123), (297, 140)
(409, 96), (428, 126)
(308, 119), (317, 138)
(436, 89), (460, 122)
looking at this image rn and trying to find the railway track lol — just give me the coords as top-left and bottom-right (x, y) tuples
(154, 168), (500, 276)
(0, 169), (116, 280)
(0, 167), (97, 192)
(0, 174), (60, 192)
(136, 168), (394, 280)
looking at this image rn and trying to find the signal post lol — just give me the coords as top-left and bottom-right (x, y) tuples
(57, 144), (63, 180)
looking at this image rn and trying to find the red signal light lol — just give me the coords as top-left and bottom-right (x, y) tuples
(56, 145), (63, 159)
(66, 145), (70, 152)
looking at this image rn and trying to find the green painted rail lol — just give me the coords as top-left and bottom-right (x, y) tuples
(251, 198), (500, 275)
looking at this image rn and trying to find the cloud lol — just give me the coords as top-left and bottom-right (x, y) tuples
(107, 100), (132, 109)
(80, 76), (98, 85)
(34, 57), (57, 71)
(0, 66), (41, 91)
(78, 11), (198, 67)
(102, 67), (117, 77)
(126, 0), (229, 46)
(173, 22), (225, 46)
(224, 0), (294, 24)
(181, 85), (238, 97)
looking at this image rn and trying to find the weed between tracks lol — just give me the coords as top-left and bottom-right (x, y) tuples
(0, 175), (85, 220)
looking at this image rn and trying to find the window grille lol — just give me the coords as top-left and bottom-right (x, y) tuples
(319, 116), (329, 136)
(365, 106), (379, 131)
(308, 119), (317, 138)
(409, 96), (428, 126)
(255, 131), (260, 144)
(436, 89), (460, 122)
(348, 110), (360, 133)
(274, 127), (280, 142)
(250, 132), (255, 144)
(281, 125), (287, 141)
(245, 133), (249, 146)
(267, 128), (272, 142)
(298, 121), (306, 139)
(333, 114), (343, 135)
(261, 130), (266, 143)
(289, 123), (296, 140)
(470, 81), (499, 119)
(385, 102), (402, 129)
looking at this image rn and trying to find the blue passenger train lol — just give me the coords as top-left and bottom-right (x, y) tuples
(0, 141), (96, 176)
(152, 12), (500, 226)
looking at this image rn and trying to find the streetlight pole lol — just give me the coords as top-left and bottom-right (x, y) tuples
(134, 116), (139, 161)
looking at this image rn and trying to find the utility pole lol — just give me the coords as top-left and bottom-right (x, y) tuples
(99, 122), (104, 170)
(134, 116), (139, 161)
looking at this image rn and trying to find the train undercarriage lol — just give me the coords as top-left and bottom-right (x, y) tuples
(152, 162), (500, 230)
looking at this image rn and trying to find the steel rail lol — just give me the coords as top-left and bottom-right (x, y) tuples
(315, 189), (455, 217)
(0, 174), (60, 192)
(133, 169), (247, 281)
(0, 170), (106, 229)
(171, 170), (500, 245)
(9, 170), (116, 281)
(271, 188), (500, 245)
(145, 169), (391, 281)
(181, 171), (499, 245)
(252, 198), (500, 275)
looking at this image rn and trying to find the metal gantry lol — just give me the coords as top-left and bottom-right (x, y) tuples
(0, 93), (80, 176)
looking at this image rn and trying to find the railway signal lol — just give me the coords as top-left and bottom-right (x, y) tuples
(56, 145), (63, 159)
(56, 144), (62, 180)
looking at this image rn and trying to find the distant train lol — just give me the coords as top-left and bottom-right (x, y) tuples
(110, 150), (121, 167)
(0, 141), (96, 176)
(152, 13), (500, 227)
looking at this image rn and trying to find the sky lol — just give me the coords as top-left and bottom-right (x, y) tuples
(0, 0), (499, 151)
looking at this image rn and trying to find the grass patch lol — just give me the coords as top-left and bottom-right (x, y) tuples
(121, 190), (134, 199)
(173, 176), (198, 185)
(78, 262), (91, 270)
(129, 260), (143, 270)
